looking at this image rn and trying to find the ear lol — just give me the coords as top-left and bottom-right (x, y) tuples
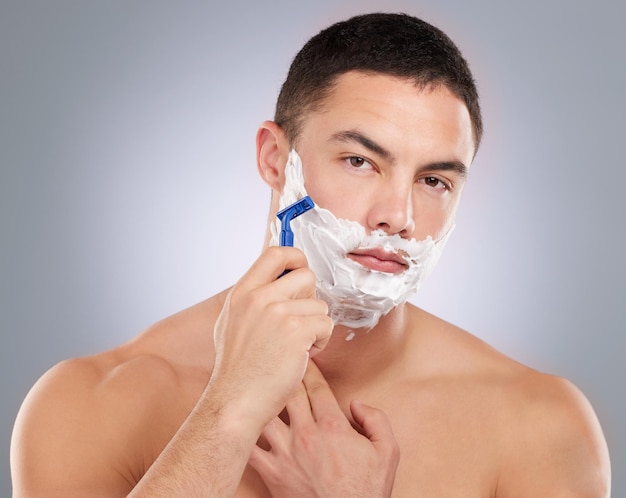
(256, 120), (290, 191)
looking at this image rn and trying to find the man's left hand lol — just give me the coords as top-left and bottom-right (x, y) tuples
(249, 360), (400, 497)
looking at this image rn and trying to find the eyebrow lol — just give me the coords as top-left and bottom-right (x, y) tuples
(420, 160), (468, 179)
(329, 129), (468, 179)
(329, 130), (394, 161)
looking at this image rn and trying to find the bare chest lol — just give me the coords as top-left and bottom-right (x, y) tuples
(235, 385), (502, 497)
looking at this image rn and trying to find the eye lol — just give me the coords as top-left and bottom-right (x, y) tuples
(345, 156), (373, 170)
(420, 176), (449, 190)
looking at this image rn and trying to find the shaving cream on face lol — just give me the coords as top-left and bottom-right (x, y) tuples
(270, 150), (453, 331)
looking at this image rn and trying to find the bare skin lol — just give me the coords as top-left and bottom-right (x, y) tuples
(11, 73), (610, 497)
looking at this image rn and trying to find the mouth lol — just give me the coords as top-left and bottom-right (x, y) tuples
(347, 247), (408, 274)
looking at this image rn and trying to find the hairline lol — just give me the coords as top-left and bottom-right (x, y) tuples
(284, 69), (480, 154)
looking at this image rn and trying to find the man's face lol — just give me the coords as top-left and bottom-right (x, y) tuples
(292, 71), (475, 255)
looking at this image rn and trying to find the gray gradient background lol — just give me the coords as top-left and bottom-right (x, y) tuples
(1, 0), (624, 494)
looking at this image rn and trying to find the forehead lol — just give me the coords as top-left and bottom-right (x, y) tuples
(298, 71), (475, 164)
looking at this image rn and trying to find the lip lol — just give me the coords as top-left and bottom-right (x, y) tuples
(347, 247), (408, 274)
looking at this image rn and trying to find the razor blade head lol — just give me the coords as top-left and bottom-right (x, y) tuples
(276, 196), (314, 223)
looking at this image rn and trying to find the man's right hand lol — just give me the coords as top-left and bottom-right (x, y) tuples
(210, 246), (334, 432)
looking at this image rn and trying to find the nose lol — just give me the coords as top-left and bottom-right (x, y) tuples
(366, 181), (415, 237)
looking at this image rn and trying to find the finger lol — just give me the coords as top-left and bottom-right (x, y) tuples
(259, 416), (289, 452)
(266, 298), (328, 319)
(268, 268), (321, 300)
(285, 381), (314, 428)
(242, 246), (309, 289)
(285, 314), (332, 360)
(263, 302), (331, 355)
(249, 444), (275, 479)
(307, 318), (333, 358)
(302, 360), (347, 422)
(350, 400), (399, 455)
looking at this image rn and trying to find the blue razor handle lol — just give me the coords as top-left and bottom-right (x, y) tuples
(276, 196), (314, 277)
(277, 196), (315, 247)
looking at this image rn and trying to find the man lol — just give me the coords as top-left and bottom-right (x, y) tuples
(11, 12), (610, 497)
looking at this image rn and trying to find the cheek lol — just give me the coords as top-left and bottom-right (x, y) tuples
(302, 163), (366, 222)
(311, 184), (374, 227)
(411, 193), (460, 239)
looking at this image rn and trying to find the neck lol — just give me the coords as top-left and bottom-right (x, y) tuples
(312, 303), (413, 390)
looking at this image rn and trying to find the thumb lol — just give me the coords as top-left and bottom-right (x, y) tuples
(350, 400), (398, 450)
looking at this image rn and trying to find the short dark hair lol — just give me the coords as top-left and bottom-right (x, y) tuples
(275, 12), (483, 150)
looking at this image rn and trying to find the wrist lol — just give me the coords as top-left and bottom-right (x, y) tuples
(201, 374), (270, 445)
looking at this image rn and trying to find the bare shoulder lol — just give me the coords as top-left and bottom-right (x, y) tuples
(419, 309), (610, 496)
(11, 349), (182, 496)
(11, 296), (222, 497)
(496, 368), (611, 497)
(403, 308), (610, 496)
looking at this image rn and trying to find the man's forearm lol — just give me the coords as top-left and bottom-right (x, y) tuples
(128, 385), (261, 497)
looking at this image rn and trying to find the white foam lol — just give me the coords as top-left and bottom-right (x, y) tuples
(270, 150), (453, 330)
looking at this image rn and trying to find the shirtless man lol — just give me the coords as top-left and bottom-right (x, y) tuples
(11, 12), (610, 497)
